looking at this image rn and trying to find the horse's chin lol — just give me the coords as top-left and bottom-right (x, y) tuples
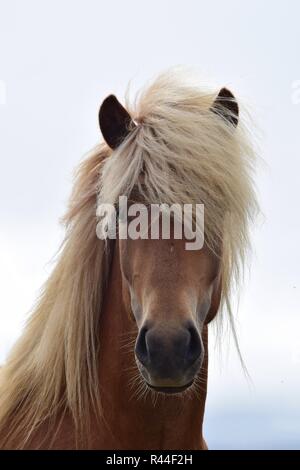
(135, 357), (195, 394)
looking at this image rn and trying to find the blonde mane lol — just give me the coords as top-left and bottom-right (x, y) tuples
(0, 69), (258, 448)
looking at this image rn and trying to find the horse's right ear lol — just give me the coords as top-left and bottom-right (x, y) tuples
(99, 95), (136, 150)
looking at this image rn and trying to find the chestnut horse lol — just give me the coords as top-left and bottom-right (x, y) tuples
(0, 70), (257, 449)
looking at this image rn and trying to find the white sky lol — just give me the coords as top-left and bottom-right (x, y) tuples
(0, 0), (299, 449)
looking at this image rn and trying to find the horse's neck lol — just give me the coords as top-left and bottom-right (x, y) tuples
(97, 243), (209, 450)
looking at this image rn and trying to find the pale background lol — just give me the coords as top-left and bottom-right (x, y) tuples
(0, 0), (299, 449)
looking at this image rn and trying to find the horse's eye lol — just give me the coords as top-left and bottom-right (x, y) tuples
(115, 205), (120, 218)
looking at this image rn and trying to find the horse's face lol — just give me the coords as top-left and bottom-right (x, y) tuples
(119, 232), (222, 393)
(99, 89), (238, 394)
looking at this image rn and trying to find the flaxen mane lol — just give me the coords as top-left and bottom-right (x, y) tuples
(0, 69), (258, 448)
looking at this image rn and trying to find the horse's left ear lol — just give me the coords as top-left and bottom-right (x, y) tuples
(211, 88), (239, 127)
(99, 95), (136, 149)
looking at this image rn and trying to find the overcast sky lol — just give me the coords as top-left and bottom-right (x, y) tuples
(0, 0), (300, 449)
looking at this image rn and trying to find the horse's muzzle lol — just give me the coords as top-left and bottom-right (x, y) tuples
(134, 322), (203, 392)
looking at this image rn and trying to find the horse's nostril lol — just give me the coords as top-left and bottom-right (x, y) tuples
(135, 325), (149, 366)
(186, 325), (202, 365)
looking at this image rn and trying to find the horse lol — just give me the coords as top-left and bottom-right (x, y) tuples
(0, 69), (258, 449)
